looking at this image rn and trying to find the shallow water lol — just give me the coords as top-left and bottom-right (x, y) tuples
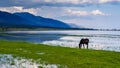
(0, 30), (120, 52)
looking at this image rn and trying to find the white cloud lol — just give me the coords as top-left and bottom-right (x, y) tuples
(0, 6), (110, 17)
(67, 9), (88, 16)
(0, 6), (37, 15)
(91, 10), (106, 16)
(67, 9), (110, 16)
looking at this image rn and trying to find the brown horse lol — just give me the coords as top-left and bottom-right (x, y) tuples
(79, 38), (89, 49)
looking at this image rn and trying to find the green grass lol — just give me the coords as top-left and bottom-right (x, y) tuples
(0, 40), (120, 68)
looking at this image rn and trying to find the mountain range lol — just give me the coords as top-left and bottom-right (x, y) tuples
(0, 11), (72, 29)
(0, 11), (93, 30)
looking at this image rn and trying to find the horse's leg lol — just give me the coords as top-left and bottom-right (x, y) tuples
(83, 44), (85, 48)
(87, 44), (88, 49)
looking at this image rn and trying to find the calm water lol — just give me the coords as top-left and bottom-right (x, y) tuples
(0, 30), (120, 52)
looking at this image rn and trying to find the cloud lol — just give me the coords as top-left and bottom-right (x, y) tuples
(43, 0), (93, 4)
(67, 9), (88, 16)
(0, 6), (37, 15)
(99, 0), (120, 3)
(0, 6), (110, 20)
(91, 10), (109, 16)
(0, 0), (120, 8)
(42, 0), (120, 4)
(0, 6), (69, 19)
(67, 9), (110, 16)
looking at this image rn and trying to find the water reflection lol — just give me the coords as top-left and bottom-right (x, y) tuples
(0, 33), (62, 42)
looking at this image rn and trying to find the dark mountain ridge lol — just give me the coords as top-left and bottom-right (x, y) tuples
(0, 11), (71, 28)
(0, 11), (94, 30)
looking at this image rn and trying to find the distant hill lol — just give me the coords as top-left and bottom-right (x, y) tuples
(0, 11), (94, 30)
(0, 11), (71, 29)
(14, 12), (71, 28)
(0, 11), (38, 28)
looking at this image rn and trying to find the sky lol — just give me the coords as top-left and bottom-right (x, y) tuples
(0, 0), (120, 29)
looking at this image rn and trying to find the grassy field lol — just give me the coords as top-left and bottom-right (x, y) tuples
(0, 40), (120, 68)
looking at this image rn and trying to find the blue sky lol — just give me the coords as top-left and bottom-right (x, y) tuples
(0, 0), (120, 29)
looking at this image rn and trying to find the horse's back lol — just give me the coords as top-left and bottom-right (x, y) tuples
(84, 38), (89, 43)
(80, 38), (89, 44)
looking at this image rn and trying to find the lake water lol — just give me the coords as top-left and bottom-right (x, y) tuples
(0, 30), (120, 52)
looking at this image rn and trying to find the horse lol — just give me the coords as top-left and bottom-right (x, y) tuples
(79, 38), (89, 49)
